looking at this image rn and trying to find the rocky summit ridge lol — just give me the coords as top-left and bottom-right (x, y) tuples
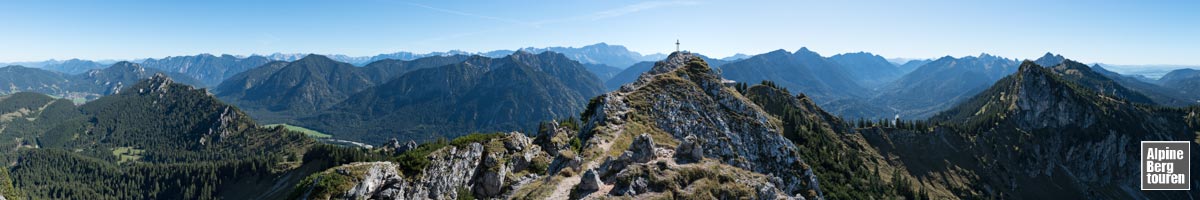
(301, 52), (825, 199)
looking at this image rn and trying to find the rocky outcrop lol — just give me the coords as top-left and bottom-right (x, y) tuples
(302, 132), (552, 200)
(341, 162), (404, 199)
(534, 121), (572, 157)
(569, 52), (825, 199)
(201, 106), (240, 145)
(383, 138), (418, 153)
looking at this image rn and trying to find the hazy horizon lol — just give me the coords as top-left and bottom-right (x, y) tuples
(2, 0), (1197, 66)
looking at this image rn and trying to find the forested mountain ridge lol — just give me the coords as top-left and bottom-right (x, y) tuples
(302, 51), (605, 142)
(1091, 64), (1195, 106)
(1040, 59), (1155, 105)
(1157, 68), (1200, 103)
(0, 65), (71, 96)
(828, 52), (903, 87)
(904, 61), (1200, 199)
(0, 74), (378, 199)
(215, 54), (375, 118)
(214, 54), (471, 123)
(71, 61), (203, 97)
(719, 48), (867, 104)
(867, 54), (1019, 119)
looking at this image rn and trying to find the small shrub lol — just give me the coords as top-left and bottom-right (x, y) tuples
(456, 186), (475, 200)
(568, 137), (583, 152)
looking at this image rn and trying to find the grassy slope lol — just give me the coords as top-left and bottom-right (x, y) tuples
(265, 123), (333, 138)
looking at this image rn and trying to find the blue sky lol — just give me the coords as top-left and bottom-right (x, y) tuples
(1, 0), (1197, 65)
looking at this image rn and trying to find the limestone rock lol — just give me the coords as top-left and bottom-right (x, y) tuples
(629, 134), (656, 163)
(675, 134), (704, 162)
(472, 161), (507, 198)
(534, 121), (571, 157)
(340, 162), (403, 199)
(578, 169), (601, 191)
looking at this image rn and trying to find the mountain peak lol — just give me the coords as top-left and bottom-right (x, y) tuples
(511, 49), (536, 56)
(112, 61), (139, 67)
(646, 51), (700, 75)
(795, 47), (820, 56)
(1034, 52), (1067, 66)
(296, 54), (335, 63)
(105, 61), (146, 73)
(765, 49), (790, 55)
(1017, 60), (1044, 74)
(2, 65), (28, 69)
(105, 71), (179, 96)
(934, 58), (1143, 129)
(573, 47), (823, 199)
(148, 72), (174, 84)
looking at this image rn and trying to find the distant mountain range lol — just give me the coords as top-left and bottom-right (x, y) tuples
(0, 62), (200, 102)
(715, 47), (878, 117)
(10, 45), (1197, 124)
(41, 59), (109, 74)
(1096, 63), (1200, 79)
(4, 43), (671, 90)
(828, 52), (904, 87)
(896, 59), (932, 73)
(139, 54), (273, 86)
(255, 43), (664, 68)
(304, 52), (605, 142)
(1157, 68), (1200, 103)
(215, 51), (604, 142)
(720, 48), (868, 104)
(2, 50), (1197, 199)
(870, 53), (1020, 119)
(214, 54), (471, 121)
(706, 49), (1200, 120)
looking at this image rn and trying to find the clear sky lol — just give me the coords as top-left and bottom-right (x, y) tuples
(1, 0), (1197, 65)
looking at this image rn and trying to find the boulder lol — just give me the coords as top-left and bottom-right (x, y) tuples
(611, 176), (648, 196)
(504, 132), (530, 152)
(578, 169), (602, 191)
(548, 153), (583, 175)
(629, 134), (656, 163)
(472, 164), (507, 198)
(674, 134), (704, 162)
